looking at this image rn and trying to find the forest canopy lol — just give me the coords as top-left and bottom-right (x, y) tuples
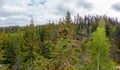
(0, 11), (120, 70)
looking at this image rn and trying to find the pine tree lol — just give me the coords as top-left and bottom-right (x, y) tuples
(65, 11), (72, 28)
(65, 11), (72, 23)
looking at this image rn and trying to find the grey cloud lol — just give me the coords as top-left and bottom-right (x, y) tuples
(54, 2), (75, 15)
(0, 0), (94, 26)
(111, 3), (120, 11)
(0, 0), (5, 7)
(55, 4), (69, 15)
(0, 0), (48, 26)
(54, 0), (93, 16)
(0, 7), (28, 17)
(0, 16), (30, 26)
(0, 0), (30, 26)
(0, 20), (28, 26)
(0, 10), (26, 17)
(28, 0), (47, 6)
(77, 0), (93, 9)
(39, 0), (47, 4)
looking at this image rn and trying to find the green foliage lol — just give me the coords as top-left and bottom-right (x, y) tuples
(22, 23), (40, 70)
(0, 34), (6, 63)
(0, 12), (120, 70)
(85, 19), (115, 70)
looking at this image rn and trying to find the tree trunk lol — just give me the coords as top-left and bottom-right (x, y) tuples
(97, 51), (100, 70)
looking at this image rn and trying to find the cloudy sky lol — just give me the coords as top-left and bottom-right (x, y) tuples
(0, 0), (120, 26)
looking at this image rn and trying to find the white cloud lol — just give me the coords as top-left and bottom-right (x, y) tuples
(2, 5), (27, 14)
(0, 0), (120, 26)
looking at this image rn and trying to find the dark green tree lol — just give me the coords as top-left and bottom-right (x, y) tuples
(22, 20), (40, 70)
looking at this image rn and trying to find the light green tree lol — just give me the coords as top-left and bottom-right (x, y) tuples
(86, 19), (115, 70)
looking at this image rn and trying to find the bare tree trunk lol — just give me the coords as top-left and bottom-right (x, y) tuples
(97, 51), (100, 70)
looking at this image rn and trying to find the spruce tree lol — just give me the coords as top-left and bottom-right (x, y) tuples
(22, 19), (40, 69)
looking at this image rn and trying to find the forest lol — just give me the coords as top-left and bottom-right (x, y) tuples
(0, 11), (120, 70)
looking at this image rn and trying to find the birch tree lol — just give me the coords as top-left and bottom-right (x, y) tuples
(86, 19), (115, 70)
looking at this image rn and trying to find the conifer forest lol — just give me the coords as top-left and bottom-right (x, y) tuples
(0, 11), (120, 70)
